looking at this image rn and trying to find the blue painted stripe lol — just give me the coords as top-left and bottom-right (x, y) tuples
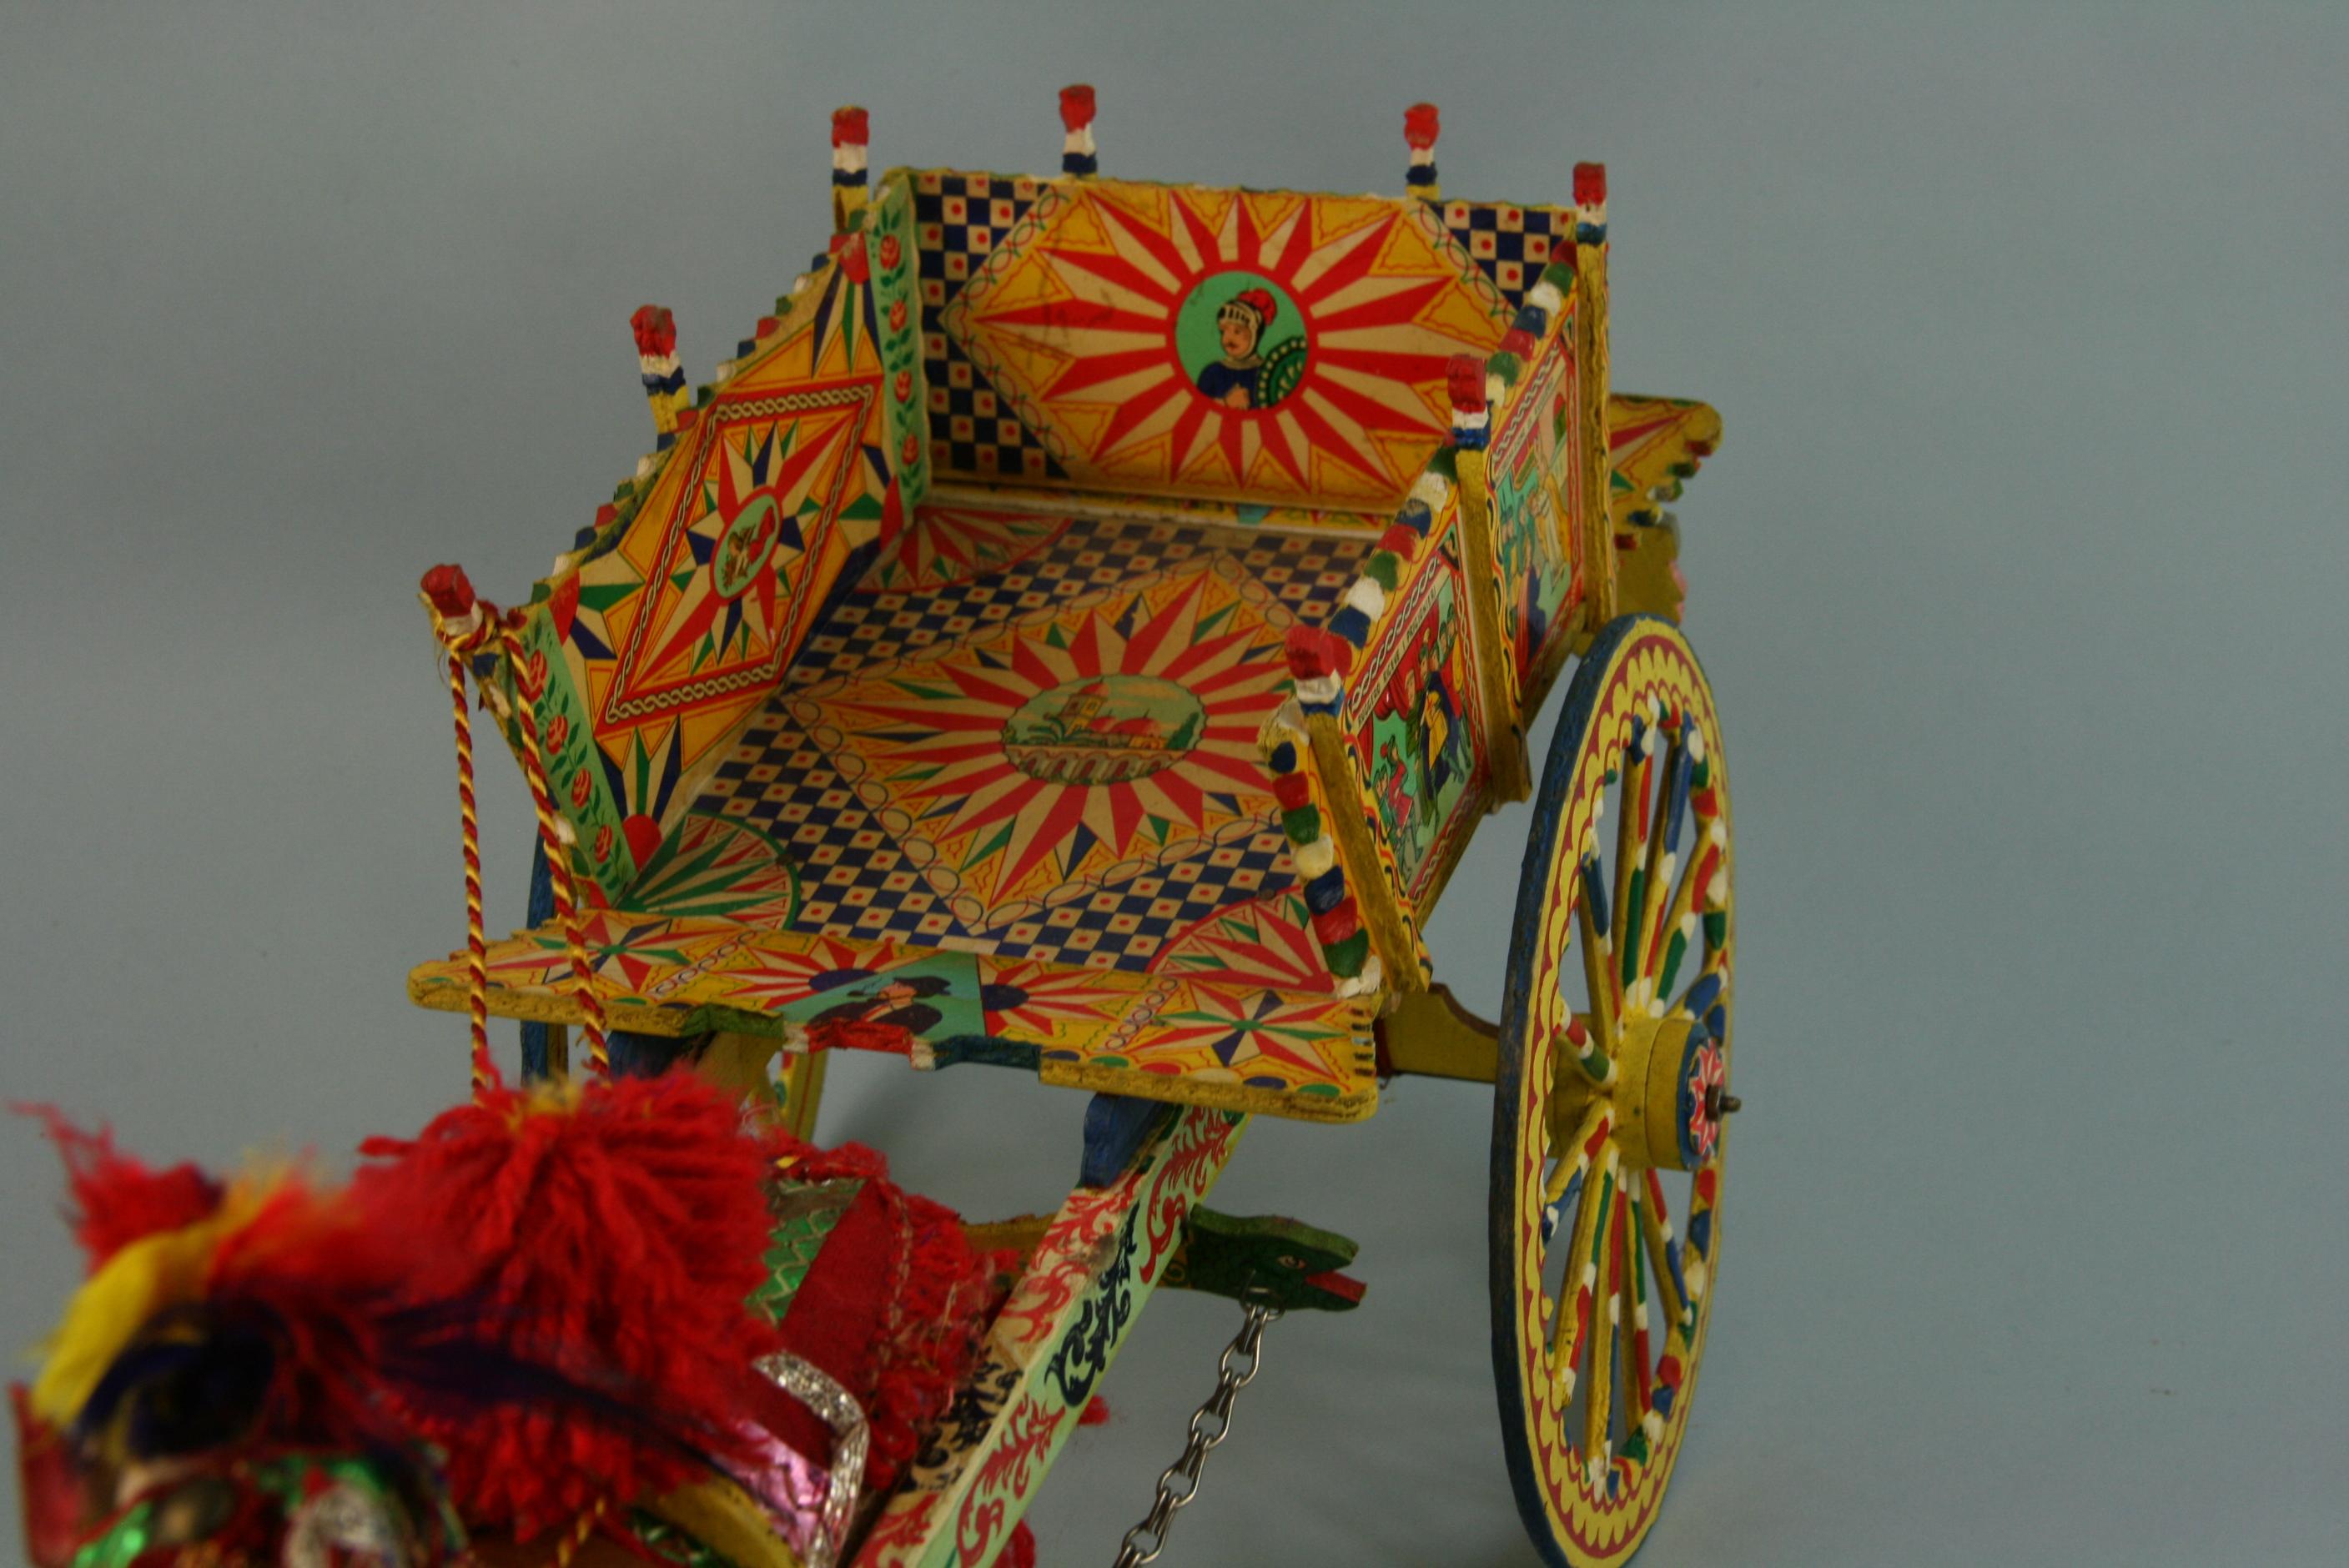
(1663, 1234), (1688, 1305)
(1662, 742), (1693, 852)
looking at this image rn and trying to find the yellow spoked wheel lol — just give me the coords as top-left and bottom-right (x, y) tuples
(1491, 616), (1735, 1566)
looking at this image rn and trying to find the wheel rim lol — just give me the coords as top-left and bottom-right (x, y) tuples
(1491, 616), (1734, 1567)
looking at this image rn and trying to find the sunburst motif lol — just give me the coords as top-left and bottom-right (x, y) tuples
(792, 560), (1292, 917)
(947, 183), (1511, 504)
(616, 813), (798, 925)
(980, 957), (1156, 1050)
(1154, 891), (1331, 993)
(1132, 983), (1358, 1078)
(859, 505), (1068, 593)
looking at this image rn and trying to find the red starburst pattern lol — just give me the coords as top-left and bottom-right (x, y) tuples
(859, 505), (1069, 592)
(1127, 983), (1360, 1080)
(946, 182), (1512, 505)
(693, 932), (918, 1012)
(979, 958), (1156, 1052)
(1686, 1034), (1727, 1165)
(793, 561), (1291, 917)
(1153, 889), (1331, 993)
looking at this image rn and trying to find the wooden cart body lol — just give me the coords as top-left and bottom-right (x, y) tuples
(406, 163), (1717, 1132)
(393, 110), (1731, 1565)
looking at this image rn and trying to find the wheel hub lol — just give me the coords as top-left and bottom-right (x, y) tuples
(1556, 1013), (1730, 1172)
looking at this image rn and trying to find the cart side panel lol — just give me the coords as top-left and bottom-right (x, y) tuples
(910, 169), (1522, 510)
(1485, 309), (1587, 724)
(1336, 497), (1495, 916)
(531, 244), (918, 884)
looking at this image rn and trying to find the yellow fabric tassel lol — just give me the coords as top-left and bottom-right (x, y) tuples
(29, 1174), (280, 1430)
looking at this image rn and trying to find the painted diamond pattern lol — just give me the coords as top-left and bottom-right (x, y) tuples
(1440, 199), (1572, 310)
(914, 171), (1064, 483)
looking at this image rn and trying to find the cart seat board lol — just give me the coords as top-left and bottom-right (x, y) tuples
(407, 910), (1377, 1121)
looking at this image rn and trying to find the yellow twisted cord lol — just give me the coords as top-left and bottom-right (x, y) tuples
(551, 1496), (608, 1567)
(445, 648), (495, 1101)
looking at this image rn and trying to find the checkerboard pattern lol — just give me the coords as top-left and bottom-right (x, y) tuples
(682, 511), (1368, 971)
(1441, 199), (1572, 310)
(911, 171), (1065, 484)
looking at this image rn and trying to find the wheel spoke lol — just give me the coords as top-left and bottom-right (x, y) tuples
(1647, 823), (1707, 1008)
(1549, 1144), (1617, 1401)
(1582, 1167), (1622, 1495)
(1609, 707), (1653, 971)
(1557, 1015), (1615, 1091)
(1682, 1163), (1720, 1308)
(1638, 1167), (1691, 1338)
(1542, 1099), (1610, 1209)
(1631, 725), (1692, 1001)
(1686, 735), (1730, 958)
(1621, 1190), (1659, 1464)
(1575, 855), (1621, 1050)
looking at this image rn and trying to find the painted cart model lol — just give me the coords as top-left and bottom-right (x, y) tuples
(408, 93), (1733, 1568)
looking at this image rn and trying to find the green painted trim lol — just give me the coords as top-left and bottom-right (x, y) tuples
(869, 169), (932, 510)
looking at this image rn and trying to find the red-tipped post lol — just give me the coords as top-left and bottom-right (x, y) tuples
(1060, 84), (1098, 177)
(1405, 102), (1441, 198)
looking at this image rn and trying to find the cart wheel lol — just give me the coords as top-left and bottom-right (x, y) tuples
(1491, 616), (1734, 1567)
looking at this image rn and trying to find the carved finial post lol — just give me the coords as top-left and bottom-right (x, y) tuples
(832, 105), (871, 233)
(1571, 162), (1614, 626)
(1059, 84), (1098, 178)
(630, 305), (687, 450)
(1405, 103), (1441, 199)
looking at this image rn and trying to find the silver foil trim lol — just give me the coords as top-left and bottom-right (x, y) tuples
(753, 1350), (870, 1568)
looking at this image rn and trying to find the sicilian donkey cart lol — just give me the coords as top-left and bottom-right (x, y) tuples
(15, 93), (1732, 1568)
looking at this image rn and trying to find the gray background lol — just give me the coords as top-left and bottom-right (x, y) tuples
(3, 3), (2343, 1563)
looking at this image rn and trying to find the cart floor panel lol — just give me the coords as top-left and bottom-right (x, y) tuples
(410, 500), (1383, 1121)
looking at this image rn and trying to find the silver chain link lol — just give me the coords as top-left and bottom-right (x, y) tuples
(1112, 1302), (1282, 1566)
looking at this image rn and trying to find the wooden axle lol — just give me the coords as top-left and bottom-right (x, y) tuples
(1378, 991), (1727, 1173)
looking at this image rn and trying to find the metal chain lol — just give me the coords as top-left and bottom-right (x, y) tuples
(1113, 1303), (1282, 1566)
